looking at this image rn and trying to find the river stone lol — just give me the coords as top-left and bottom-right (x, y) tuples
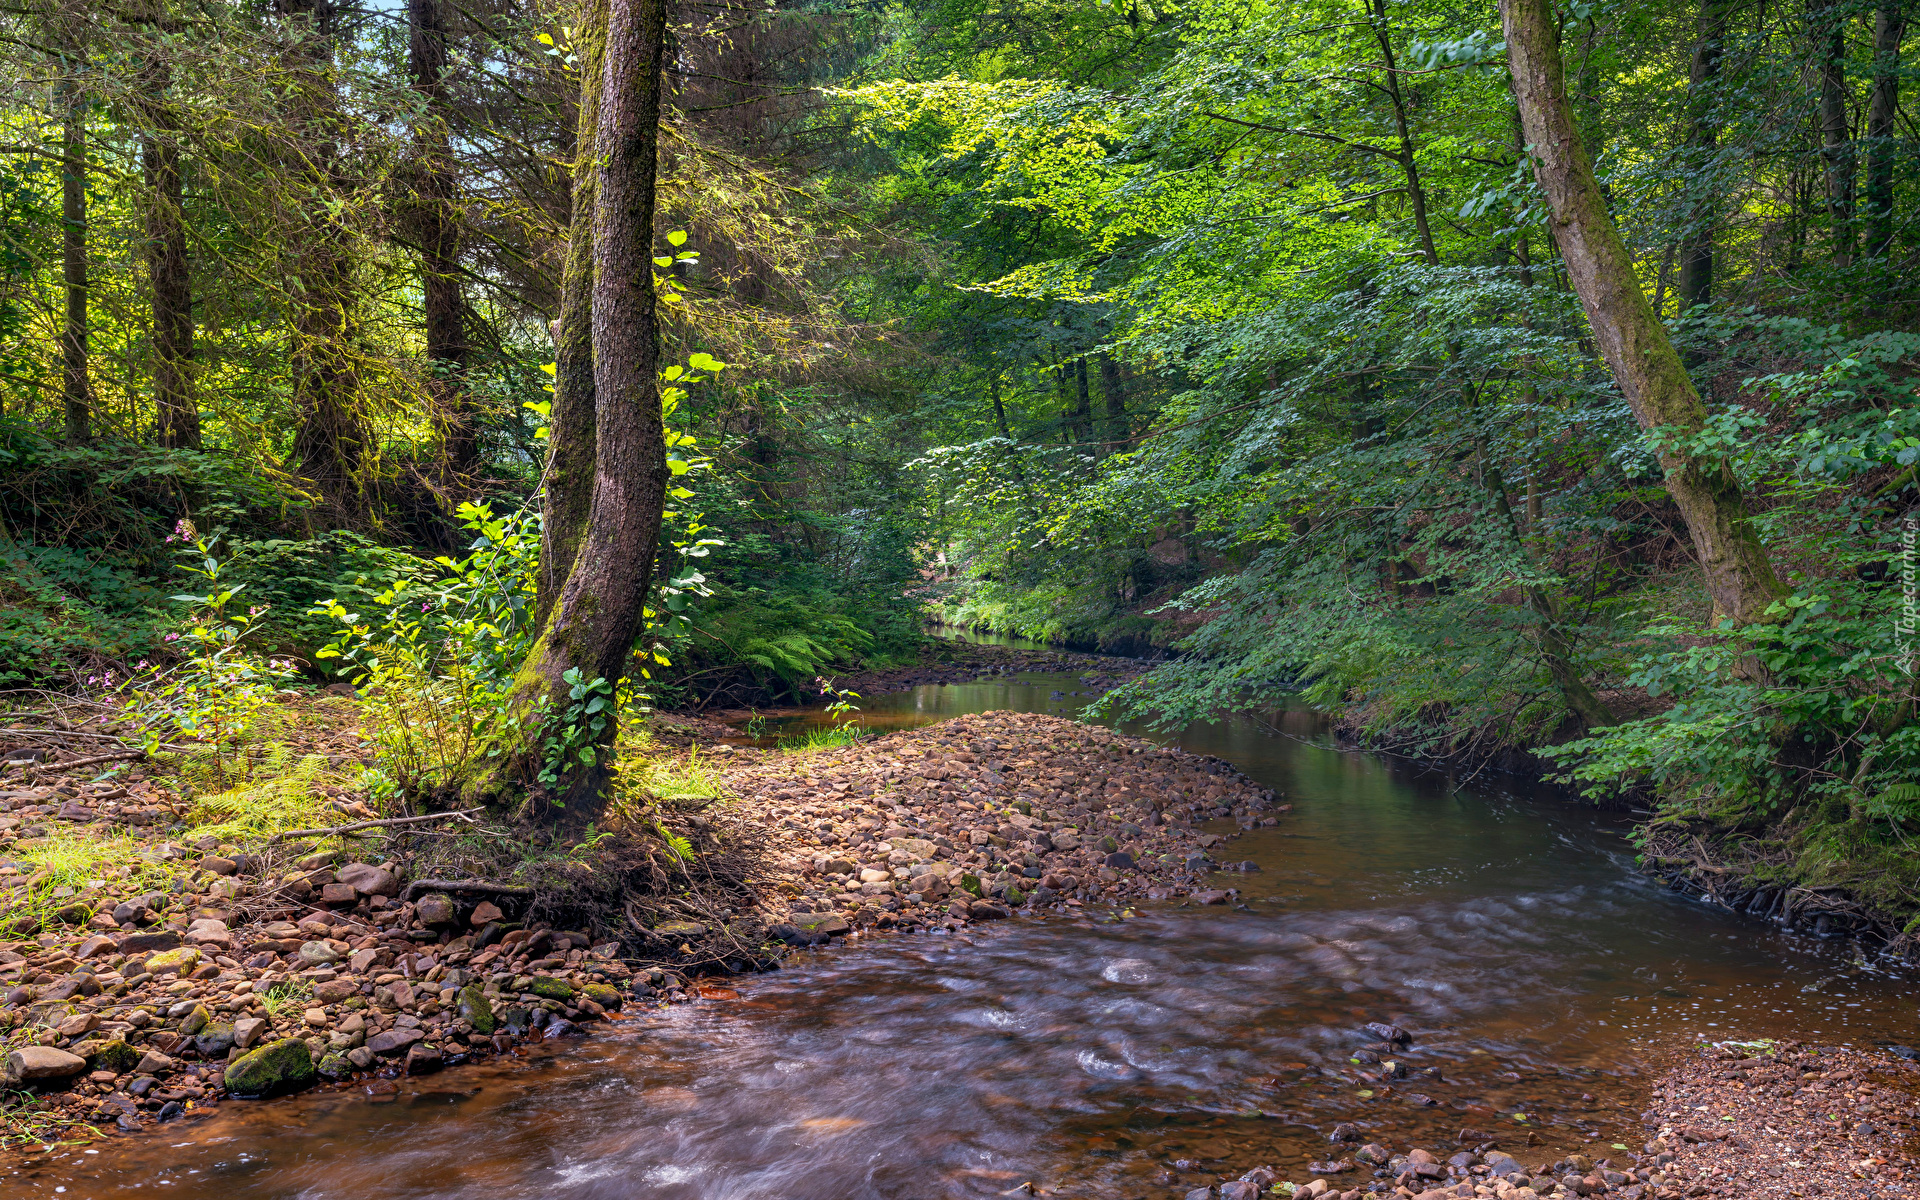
(456, 984), (497, 1034)
(405, 1044), (444, 1074)
(969, 902), (1012, 921)
(143, 945), (200, 975)
(316, 1051), (353, 1079)
(225, 1038), (316, 1098)
(580, 983), (622, 1012)
(958, 873), (983, 898)
(530, 976), (574, 1001)
(178, 1003), (212, 1036)
(82, 1039), (140, 1074)
(233, 1016), (267, 1049)
(195, 1023), (236, 1057)
(414, 892), (458, 926)
(365, 1028), (426, 1056)
(313, 978), (360, 1004)
(1051, 832), (1081, 852)
(653, 920), (707, 940)
(298, 940), (341, 966)
(336, 862), (398, 897)
(7, 1046), (86, 1083)
(790, 912), (849, 935)
(469, 900), (503, 926)
(908, 872), (950, 898)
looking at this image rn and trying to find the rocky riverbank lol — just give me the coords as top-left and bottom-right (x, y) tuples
(714, 709), (1282, 937)
(1643, 1038), (1919, 1198)
(0, 706), (1281, 1149)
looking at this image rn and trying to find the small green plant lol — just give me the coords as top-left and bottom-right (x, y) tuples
(116, 520), (301, 788)
(0, 1087), (99, 1149)
(258, 979), (314, 1019)
(6, 833), (171, 932)
(777, 724), (865, 752)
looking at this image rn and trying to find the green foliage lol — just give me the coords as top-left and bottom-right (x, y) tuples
(116, 524), (303, 787)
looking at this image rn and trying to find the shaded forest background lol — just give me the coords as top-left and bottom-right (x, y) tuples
(3, 0), (1919, 907)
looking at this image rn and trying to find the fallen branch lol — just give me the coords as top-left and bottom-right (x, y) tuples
(26, 749), (145, 773)
(266, 806), (487, 845)
(402, 878), (534, 902)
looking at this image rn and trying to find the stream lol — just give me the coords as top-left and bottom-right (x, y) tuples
(15, 639), (1918, 1198)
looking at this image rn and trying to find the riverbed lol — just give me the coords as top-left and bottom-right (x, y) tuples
(13, 655), (1916, 1199)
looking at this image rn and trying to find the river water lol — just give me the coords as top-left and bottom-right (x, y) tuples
(15, 650), (1918, 1199)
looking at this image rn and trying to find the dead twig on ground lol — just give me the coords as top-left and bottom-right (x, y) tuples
(266, 807), (488, 845)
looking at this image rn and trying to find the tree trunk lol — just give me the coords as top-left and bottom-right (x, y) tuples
(1816, 0), (1857, 266)
(1503, 0), (1788, 626)
(1865, 0), (1906, 258)
(1369, 0), (1440, 266)
(1097, 352), (1129, 448)
(279, 0), (366, 508)
(409, 0), (474, 475)
(1071, 357), (1095, 445)
(538, 0), (608, 624)
(1678, 0), (1732, 310)
(139, 11), (197, 450)
(58, 74), (90, 443)
(488, 0), (670, 827)
(1478, 437), (1616, 730)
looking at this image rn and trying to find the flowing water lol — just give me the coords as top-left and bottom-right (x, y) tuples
(16, 650), (1919, 1199)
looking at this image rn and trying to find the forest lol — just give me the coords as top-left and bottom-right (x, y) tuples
(1, 0), (1918, 923)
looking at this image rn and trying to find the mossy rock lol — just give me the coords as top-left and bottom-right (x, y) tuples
(225, 1037), (317, 1099)
(316, 1052), (353, 1080)
(81, 1039), (139, 1074)
(457, 984), (497, 1034)
(959, 873), (983, 898)
(580, 983), (622, 1012)
(529, 976), (574, 1001)
(653, 920), (708, 940)
(144, 946), (201, 976)
(179, 1003), (212, 1036)
(1098, 836), (1118, 853)
(194, 1023), (235, 1057)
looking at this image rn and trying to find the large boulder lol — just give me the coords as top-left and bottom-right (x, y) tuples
(224, 1038), (316, 1098)
(5, 1046), (86, 1084)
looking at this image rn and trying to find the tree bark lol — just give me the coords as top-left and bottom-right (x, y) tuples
(57, 74), (90, 443)
(1816, 0), (1857, 266)
(538, 0), (609, 625)
(1677, 0), (1733, 310)
(1071, 357), (1095, 445)
(1503, 0), (1788, 626)
(1865, 0), (1906, 258)
(139, 9), (198, 450)
(278, 0), (367, 508)
(488, 0), (670, 827)
(409, 0), (474, 475)
(1097, 352), (1129, 448)
(1368, 0), (1439, 266)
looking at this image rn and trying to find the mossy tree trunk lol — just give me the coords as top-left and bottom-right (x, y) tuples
(139, 2), (198, 450)
(408, 0), (473, 475)
(477, 0), (669, 828)
(537, 0), (607, 624)
(1502, 0), (1788, 627)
